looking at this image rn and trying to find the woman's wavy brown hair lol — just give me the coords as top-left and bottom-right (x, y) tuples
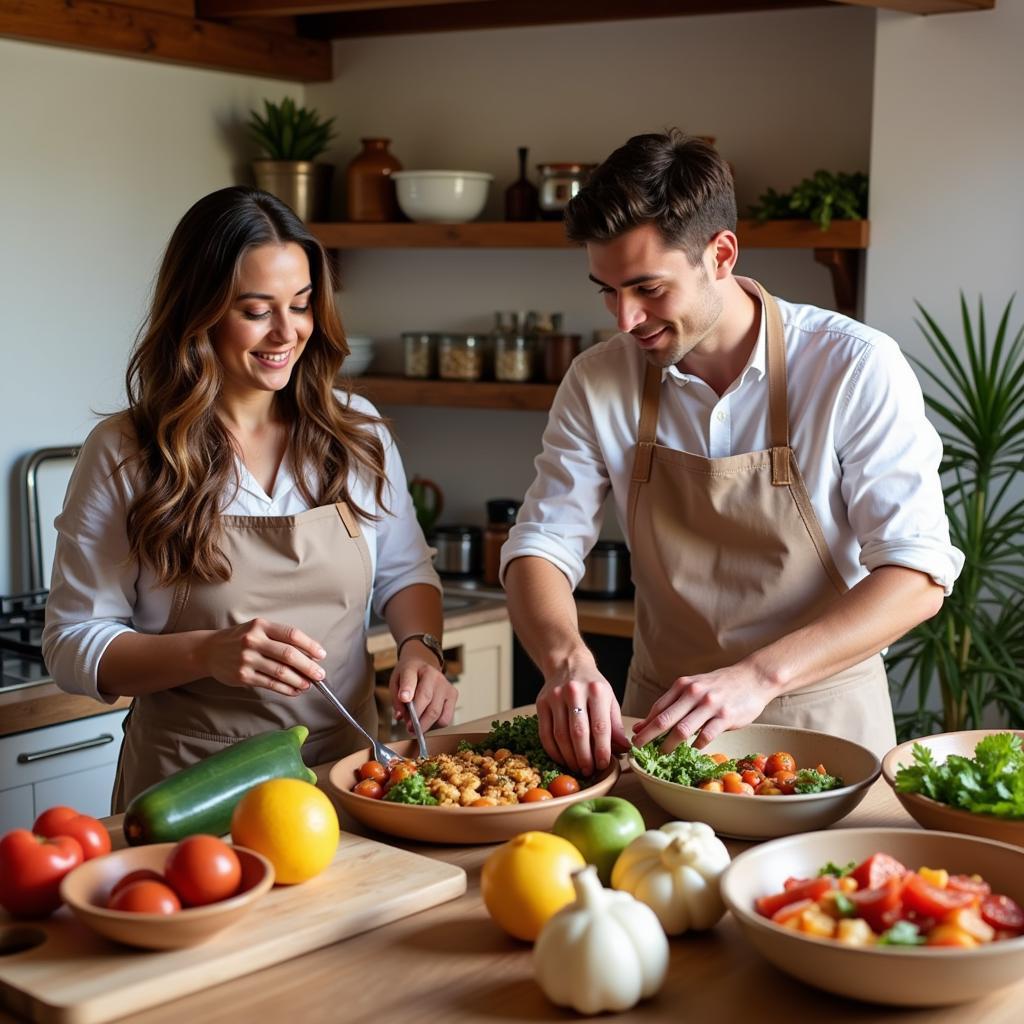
(123, 185), (388, 587)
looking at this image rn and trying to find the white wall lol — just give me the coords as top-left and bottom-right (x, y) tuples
(0, 39), (300, 592)
(307, 6), (876, 530)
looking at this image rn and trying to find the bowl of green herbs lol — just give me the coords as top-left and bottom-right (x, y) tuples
(327, 715), (619, 844)
(882, 731), (1024, 848)
(628, 724), (879, 840)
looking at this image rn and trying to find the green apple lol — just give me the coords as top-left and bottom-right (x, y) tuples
(552, 797), (646, 884)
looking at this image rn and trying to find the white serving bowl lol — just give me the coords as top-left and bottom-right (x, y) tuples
(628, 723), (880, 840)
(341, 335), (374, 377)
(391, 170), (493, 224)
(721, 827), (1024, 1006)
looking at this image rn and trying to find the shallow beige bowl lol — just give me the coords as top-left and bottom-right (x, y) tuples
(628, 724), (880, 840)
(721, 827), (1024, 1006)
(328, 732), (620, 844)
(881, 730), (1024, 848)
(60, 843), (274, 950)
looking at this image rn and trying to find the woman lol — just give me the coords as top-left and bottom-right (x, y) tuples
(42, 186), (457, 810)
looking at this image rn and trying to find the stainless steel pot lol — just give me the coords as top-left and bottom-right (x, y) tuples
(577, 540), (632, 599)
(429, 525), (482, 578)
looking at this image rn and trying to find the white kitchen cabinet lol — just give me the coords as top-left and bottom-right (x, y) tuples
(0, 709), (127, 832)
(445, 617), (513, 726)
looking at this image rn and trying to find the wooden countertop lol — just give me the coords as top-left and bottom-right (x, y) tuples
(17, 707), (1017, 1024)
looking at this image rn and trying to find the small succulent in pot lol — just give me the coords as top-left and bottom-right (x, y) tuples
(248, 97), (336, 162)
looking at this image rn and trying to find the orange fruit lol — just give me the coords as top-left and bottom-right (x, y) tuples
(230, 779), (339, 884)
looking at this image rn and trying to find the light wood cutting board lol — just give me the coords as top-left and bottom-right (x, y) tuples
(0, 832), (466, 1024)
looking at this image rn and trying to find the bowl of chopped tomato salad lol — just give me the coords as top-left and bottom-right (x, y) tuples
(721, 827), (1024, 1006)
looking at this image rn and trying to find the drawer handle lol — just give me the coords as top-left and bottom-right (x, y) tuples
(17, 733), (116, 764)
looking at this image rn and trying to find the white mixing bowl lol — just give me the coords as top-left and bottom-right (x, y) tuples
(391, 170), (493, 224)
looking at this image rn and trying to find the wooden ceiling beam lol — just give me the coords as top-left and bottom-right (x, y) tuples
(833, 0), (993, 12)
(199, 0), (488, 15)
(0, 0), (331, 81)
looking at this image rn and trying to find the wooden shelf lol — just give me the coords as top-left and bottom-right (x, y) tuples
(346, 375), (558, 411)
(310, 218), (869, 251)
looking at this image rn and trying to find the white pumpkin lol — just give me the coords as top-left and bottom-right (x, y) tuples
(534, 864), (669, 1015)
(610, 820), (730, 935)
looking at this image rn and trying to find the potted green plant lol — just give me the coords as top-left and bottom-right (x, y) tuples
(749, 170), (868, 231)
(887, 295), (1024, 738)
(248, 97), (337, 222)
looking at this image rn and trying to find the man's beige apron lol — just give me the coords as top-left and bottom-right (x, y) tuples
(621, 281), (896, 758)
(112, 502), (376, 811)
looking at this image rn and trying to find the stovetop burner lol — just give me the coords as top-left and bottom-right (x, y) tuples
(0, 589), (50, 691)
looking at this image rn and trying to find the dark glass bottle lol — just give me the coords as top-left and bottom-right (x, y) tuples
(504, 147), (539, 222)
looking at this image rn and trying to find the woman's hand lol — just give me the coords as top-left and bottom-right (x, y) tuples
(198, 617), (326, 696)
(389, 648), (458, 732)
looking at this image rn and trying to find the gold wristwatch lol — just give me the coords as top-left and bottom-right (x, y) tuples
(397, 632), (446, 674)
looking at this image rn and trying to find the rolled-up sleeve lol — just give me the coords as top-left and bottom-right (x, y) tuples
(499, 361), (611, 589)
(837, 338), (965, 594)
(41, 421), (139, 703)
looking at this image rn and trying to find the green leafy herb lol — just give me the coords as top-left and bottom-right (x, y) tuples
(419, 760), (440, 779)
(876, 921), (926, 946)
(833, 892), (856, 917)
(818, 860), (856, 878)
(382, 773), (438, 806)
(894, 733), (1024, 819)
(792, 768), (845, 794)
(630, 740), (736, 786)
(473, 715), (565, 778)
(749, 170), (868, 231)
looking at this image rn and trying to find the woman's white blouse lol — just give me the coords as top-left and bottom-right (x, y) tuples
(42, 393), (439, 703)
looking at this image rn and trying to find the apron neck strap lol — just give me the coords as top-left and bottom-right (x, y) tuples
(637, 361), (663, 445)
(752, 280), (790, 451)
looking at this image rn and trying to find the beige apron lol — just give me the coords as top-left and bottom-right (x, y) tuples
(112, 502), (376, 811)
(621, 281), (896, 758)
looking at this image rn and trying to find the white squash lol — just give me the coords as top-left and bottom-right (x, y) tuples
(610, 821), (730, 935)
(534, 865), (669, 1015)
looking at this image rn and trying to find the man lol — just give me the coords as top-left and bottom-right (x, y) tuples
(500, 130), (963, 777)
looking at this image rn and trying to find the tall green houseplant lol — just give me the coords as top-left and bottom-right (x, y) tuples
(888, 296), (1024, 738)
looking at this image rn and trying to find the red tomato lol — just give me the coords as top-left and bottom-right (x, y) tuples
(386, 763), (416, 787)
(772, 770), (799, 795)
(108, 880), (181, 914)
(848, 876), (905, 933)
(32, 806), (111, 862)
(947, 874), (992, 898)
(755, 876), (835, 917)
(740, 769), (764, 788)
(902, 872), (974, 919)
(764, 752), (796, 776)
(164, 835), (241, 907)
(737, 754), (768, 774)
(521, 788), (554, 802)
(0, 829), (84, 919)
(358, 760), (388, 784)
(981, 894), (1024, 932)
(109, 869), (167, 902)
(353, 779), (385, 799)
(547, 775), (580, 798)
(849, 852), (907, 891)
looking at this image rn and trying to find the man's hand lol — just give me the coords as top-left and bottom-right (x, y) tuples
(630, 660), (780, 752)
(537, 654), (630, 777)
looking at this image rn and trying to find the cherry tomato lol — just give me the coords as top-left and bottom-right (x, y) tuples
(109, 869), (166, 902)
(709, 752), (730, 765)
(358, 760), (388, 784)
(947, 874), (992, 898)
(755, 780), (783, 796)
(698, 780), (724, 793)
(0, 829), (84, 919)
(850, 852), (907, 891)
(521, 788), (553, 802)
(547, 775), (580, 798)
(722, 773), (754, 795)
(164, 835), (242, 907)
(772, 770), (798, 794)
(387, 763), (416, 787)
(353, 779), (384, 799)
(902, 872), (974, 919)
(764, 752), (796, 776)
(847, 876), (905, 933)
(814, 763), (827, 775)
(740, 769), (764, 788)
(738, 753), (768, 774)
(756, 876), (835, 917)
(470, 797), (498, 807)
(981, 893), (1024, 932)
(108, 880), (181, 915)
(33, 806), (111, 861)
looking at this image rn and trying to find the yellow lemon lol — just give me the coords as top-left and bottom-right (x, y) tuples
(481, 831), (586, 941)
(230, 778), (339, 884)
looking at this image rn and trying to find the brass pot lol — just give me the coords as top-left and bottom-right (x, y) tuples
(252, 160), (333, 222)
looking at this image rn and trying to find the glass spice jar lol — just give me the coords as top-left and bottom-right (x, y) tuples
(494, 333), (534, 382)
(438, 334), (485, 381)
(402, 332), (435, 378)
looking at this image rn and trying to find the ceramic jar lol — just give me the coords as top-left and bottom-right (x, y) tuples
(345, 138), (402, 222)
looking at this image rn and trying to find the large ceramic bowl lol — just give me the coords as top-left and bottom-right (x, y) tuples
(60, 843), (274, 950)
(391, 170), (492, 223)
(328, 732), (620, 844)
(881, 730), (1024, 847)
(721, 827), (1024, 1006)
(628, 724), (880, 840)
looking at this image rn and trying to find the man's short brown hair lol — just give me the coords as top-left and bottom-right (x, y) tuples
(565, 129), (736, 266)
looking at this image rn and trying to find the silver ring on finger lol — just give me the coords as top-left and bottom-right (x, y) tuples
(571, 706), (585, 714)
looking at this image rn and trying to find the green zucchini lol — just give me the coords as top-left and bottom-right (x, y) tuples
(122, 725), (318, 845)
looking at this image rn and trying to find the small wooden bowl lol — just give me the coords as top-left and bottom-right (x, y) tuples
(881, 730), (1024, 848)
(60, 843), (274, 950)
(328, 732), (620, 844)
